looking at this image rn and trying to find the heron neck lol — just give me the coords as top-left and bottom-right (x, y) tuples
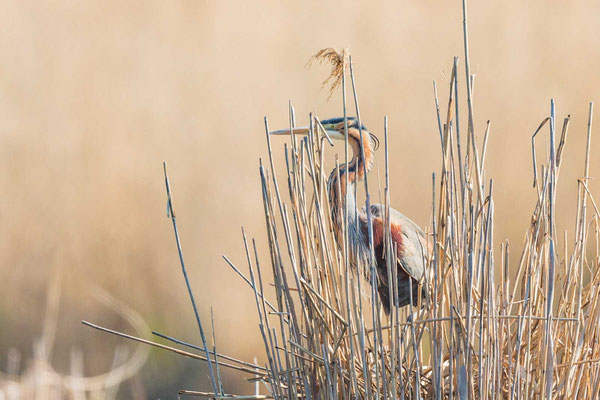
(348, 134), (374, 181)
(327, 158), (366, 240)
(327, 134), (374, 236)
(327, 165), (371, 270)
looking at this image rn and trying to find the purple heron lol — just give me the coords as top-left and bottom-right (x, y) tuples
(270, 117), (429, 314)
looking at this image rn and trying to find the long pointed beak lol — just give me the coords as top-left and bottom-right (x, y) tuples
(270, 125), (343, 146)
(269, 126), (310, 136)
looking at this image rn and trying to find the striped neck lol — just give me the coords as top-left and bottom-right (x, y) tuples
(327, 133), (374, 249)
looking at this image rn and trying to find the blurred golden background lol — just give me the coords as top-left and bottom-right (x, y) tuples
(0, 0), (598, 397)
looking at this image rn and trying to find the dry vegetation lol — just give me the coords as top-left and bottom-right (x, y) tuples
(206, 65), (598, 399)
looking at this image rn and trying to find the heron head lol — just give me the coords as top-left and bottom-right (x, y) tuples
(270, 117), (379, 150)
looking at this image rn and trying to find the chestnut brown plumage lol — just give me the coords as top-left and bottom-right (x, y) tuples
(270, 117), (428, 313)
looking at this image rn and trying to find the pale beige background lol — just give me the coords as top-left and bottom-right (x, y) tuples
(0, 1), (598, 396)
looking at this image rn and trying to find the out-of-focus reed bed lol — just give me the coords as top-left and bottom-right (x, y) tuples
(1, 281), (149, 400)
(83, 2), (599, 399)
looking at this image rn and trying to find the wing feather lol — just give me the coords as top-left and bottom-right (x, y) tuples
(367, 204), (428, 282)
